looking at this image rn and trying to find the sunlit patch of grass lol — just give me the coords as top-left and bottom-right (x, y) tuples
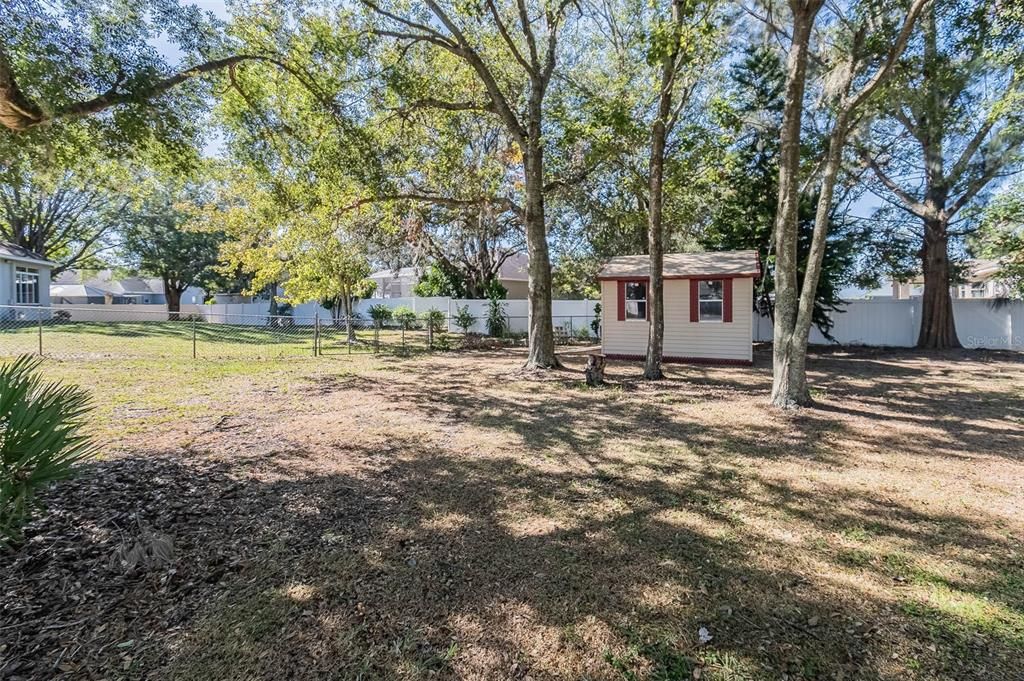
(837, 547), (873, 568)
(840, 525), (875, 542)
(604, 634), (761, 681)
(900, 584), (1024, 656)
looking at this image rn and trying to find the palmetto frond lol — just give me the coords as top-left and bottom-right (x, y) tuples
(1, 355), (96, 548)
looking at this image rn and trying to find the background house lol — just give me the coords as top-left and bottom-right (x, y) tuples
(369, 252), (530, 299)
(50, 270), (206, 305)
(598, 250), (760, 365)
(368, 266), (422, 298)
(50, 284), (109, 304)
(837, 259), (1012, 301)
(1, 241), (54, 314)
(890, 259), (1010, 300)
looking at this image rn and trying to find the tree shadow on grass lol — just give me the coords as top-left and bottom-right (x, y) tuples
(4, 436), (1021, 680)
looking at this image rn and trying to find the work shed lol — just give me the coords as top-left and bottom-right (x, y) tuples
(598, 250), (760, 365)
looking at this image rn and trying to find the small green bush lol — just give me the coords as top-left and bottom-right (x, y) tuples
(1, 356), (96, 548)
(421, 307), (446, 334)
(393, 306), (419, 330)
(453, 305), (477, 335)
(368, 304), (393, 328)
(485, 297), (508, 337)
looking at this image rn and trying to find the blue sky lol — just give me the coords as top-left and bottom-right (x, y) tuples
(151, 1), (230, 155)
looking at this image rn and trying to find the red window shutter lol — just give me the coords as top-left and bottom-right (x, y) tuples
(646, 281), (650, 320)
(617, 280), (626, 321)
(689, 279), (699, 322)
(723, 278), (734, 323)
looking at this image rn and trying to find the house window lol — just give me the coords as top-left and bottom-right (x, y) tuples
(698, 280), (724, 321)
(15, 267), (40, 304)
(970, 282), (986, 298)
(625, 281), (647, 320)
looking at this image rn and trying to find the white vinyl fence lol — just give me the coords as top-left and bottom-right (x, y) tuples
(52, 303), (170, 321)
(753, 298), (1024, 350)
(185, 297), (602, 336)
(48, 297), (1024, 350)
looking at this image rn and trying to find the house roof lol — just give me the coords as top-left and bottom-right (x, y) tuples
(0, 240), (55, 266)
(52, 270), (204, 296)
(50, 284), (109, 298)
(497, 251), (529, 281)
(370, 251), (530, 282)
(369, 266), (420, 280)
(598, 250), (761, 279)
(965, 258), (1002, 281)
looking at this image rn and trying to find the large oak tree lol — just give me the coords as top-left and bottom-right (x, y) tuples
(857, 1), (1024, 348)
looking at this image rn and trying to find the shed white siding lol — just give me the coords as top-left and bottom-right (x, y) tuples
(601, 277), (754, 363)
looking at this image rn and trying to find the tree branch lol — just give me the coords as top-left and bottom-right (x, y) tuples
(0, 51), (314, 132)
(946, 116), (998, 187)
(486, 0), (534, 73)
(843, 0), (929, 114)
(397, 98), (496, 115)
(858, 149), (928, 216)
(347, 192), (523, 220)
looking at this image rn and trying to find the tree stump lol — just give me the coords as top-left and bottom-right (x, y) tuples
(585, 353), (606, 387)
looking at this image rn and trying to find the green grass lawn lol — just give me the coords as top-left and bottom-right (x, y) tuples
(0, 321), (446, 360)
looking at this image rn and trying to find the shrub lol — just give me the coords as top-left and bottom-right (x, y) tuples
(485, 297), (508, 337)
(1, 356), (96, 548)
(453, 305), (477, 335)
(393, 306), (419, 330)
(591, 302), (601, 337)
(368, 304), (393, 328)
(575, 325), (593, 341)
(421, 308), (446, 334)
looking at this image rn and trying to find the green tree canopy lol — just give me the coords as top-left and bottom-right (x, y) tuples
(120, 182), (226, 316)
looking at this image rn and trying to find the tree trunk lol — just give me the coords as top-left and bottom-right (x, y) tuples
(786, 115), (850, 402)
(165, 281), (182, 321)
(643, 147), (665, 380)
(917, 218), (961, 348)
(644, 0), (683, 382)
(585, 353), (606, 387)
(770, 4), (820, 409)
(522, 123), (559, 369)
(268, 283), (279, 317)
(914, 8), (959, 350)
(341, 289), (356, 344)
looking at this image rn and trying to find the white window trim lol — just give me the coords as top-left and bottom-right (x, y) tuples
(15, 266), (40, 305)
(698, 280), (724, 323)
(624, 281), (647, 321)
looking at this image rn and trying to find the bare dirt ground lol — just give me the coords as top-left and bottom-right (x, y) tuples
(2, 346), (1023, 680)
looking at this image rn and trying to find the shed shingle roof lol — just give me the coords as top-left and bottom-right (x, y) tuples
(598, 250), (760, 279)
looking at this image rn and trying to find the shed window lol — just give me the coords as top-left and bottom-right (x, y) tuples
(625, 281), (647, 320)
(15, 267), (40, 305)
(698, 280), (723, 322)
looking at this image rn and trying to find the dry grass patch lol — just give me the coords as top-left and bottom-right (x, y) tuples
(2, 346), (1022, 680)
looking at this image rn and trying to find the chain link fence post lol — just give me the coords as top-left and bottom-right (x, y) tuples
(192, 317), (197, 359)
(37, 311), (43, 356)
(314, 315), (320, 357)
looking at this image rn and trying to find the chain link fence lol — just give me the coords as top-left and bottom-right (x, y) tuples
(0, 304), (600, 361)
